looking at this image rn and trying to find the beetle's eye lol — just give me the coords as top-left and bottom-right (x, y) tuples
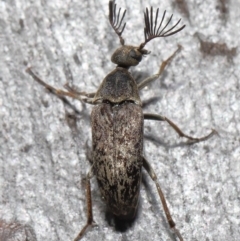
(139, 48), (150, 56)
(129, 50), (142, 62)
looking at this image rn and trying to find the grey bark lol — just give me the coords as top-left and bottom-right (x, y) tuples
(0, 0), (239, 241)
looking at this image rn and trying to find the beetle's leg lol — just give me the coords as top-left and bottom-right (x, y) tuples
(64, 82), (96, 98)
(138, 45), (182, 90)
(144, 113), (216, 143)
(143, 156), (184, 241)
(26, 67), (97, 105)
(74, 167), (96, 241)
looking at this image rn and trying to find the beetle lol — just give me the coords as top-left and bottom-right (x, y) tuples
(26, 1), (216, 240)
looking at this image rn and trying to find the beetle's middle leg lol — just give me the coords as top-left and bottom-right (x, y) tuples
(138, 45), (182, 90)
(74, 167), (95, 241)
(143, 156), (184, 241)
(144, 113), (216, 143)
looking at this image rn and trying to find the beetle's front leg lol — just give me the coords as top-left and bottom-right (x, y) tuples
(144, 113), (216, 143)
(74, 167), (96, 241)
(64, 82), (96, 98)
(138, 45), (182, 90)
(143, 156), (184, 241)
(26, 67), (97, 105)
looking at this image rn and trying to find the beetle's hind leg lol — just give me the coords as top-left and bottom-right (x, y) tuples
(143, 157), (184, 241)
(138, 45), (182, 90)
(74, 167), (96, 241)
(26, 67), (96, 105)
(144, 113), (216, 143)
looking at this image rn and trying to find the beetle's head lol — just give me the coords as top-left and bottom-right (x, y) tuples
(108, 1), (185, 68)
(111, 45), (149, 67)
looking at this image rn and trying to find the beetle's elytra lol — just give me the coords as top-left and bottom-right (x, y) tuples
(92, 101), (143, 220)
(27, 1), (216, 240)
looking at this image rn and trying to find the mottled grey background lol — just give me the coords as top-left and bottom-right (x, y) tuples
(0, 0), (239, 241)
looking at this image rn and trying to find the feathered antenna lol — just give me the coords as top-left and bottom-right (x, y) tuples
(109, 0), (126, 45)
(139, 7), (185, 49)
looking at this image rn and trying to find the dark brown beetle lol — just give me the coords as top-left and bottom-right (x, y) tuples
(27, 1), (216, 240)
